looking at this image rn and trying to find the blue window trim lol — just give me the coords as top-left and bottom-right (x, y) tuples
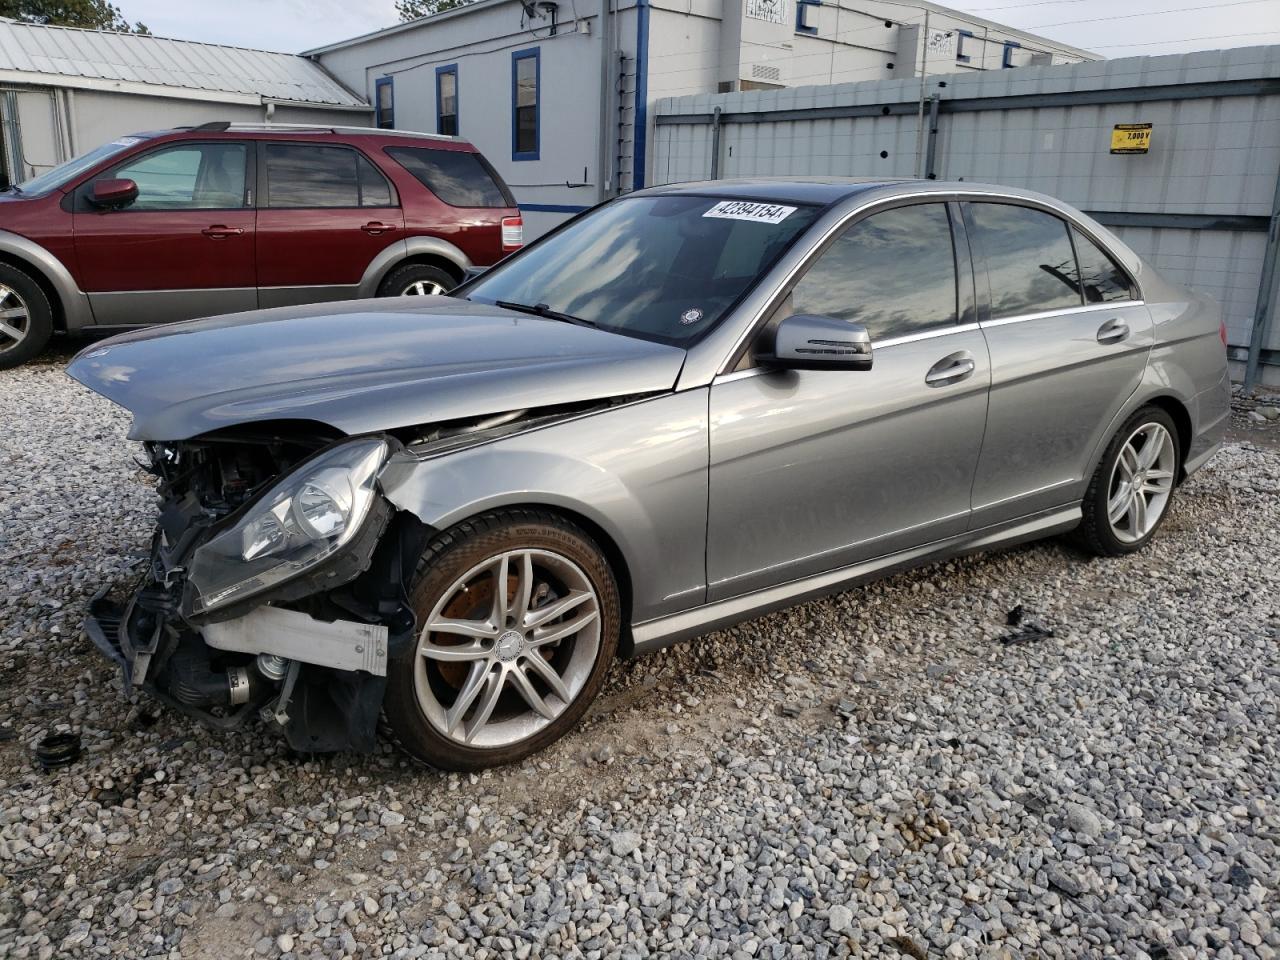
(632, 0), (649, 191)
(520, 203), (590, 214)
(374, 76), (394, 129)
(511, 47), (540, 162)
(1002, 40), (1021, 68)
(435, 63), (458, 136)
(795, 0), (820, 35)
(956, 29), (973, 64)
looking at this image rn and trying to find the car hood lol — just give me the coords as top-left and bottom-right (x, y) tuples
(66, 298), (688, 441)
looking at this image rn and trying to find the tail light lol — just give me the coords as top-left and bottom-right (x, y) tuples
(1220, 319), (1228, 348)
(501, 215), (523, 252)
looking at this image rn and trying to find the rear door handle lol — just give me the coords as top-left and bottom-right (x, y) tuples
(1097, 318), (1130, 344)
(361, 221), (396, 235)
(201, 225), (244, 239)
(925, 352), (976, 387)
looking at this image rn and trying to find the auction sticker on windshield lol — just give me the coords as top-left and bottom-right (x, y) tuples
(703, 201), (797, 224)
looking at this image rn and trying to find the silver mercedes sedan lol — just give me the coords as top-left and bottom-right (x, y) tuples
(69, 179), (1230, 769)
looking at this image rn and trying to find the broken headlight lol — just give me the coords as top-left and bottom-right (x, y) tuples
(187, 438), (390, 616)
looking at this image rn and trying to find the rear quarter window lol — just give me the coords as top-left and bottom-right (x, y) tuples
(386, 147), (515, 208)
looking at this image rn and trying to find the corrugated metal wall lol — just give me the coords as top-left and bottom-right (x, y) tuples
(652, 46), (1280, 383)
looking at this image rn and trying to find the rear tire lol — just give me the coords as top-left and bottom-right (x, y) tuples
(376, 262), (458, 298)
(382, 509), (620, 771)
(1075, 405), (1181, 556)
(0, 263), (54, 370)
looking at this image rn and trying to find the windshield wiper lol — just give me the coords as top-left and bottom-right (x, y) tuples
(495, 300), (595, 328)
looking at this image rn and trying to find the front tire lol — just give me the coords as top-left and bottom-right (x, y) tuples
(382, 509), (620, 770)
(1076, 405), (1181, 556)
(0, 263), (54, 370)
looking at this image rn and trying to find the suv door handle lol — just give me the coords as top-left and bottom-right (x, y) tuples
(361, 221), (396, 235)
(925, 352), (976, 387)
(201, 225), (244, 239)
(1096, 318), (1130, 344)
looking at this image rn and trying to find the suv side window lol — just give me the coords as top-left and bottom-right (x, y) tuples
(112, 142), (247, 209)
(264, 143), (396, 208)
(1072, 227), (1134, 303)
(386, 147), (514, 208)
(967, 202), (1082, 319)
(791, 202), (958, 341)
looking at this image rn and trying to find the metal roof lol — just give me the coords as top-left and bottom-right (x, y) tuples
(0, 19), (366, 109)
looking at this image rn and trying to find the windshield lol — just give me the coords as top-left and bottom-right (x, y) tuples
(14, 136), (147, 196)
(466, 195), (821, 345)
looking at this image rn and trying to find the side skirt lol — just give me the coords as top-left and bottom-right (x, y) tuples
(628, 504), (1081, 656)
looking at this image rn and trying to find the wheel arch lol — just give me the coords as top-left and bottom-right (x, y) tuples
(357, 236), (472, 298)
(1143, 394), (1194, 481)
(0, 231), (94, 332)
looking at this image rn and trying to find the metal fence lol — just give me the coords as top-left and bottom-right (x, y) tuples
(652, 46), (1280, 390)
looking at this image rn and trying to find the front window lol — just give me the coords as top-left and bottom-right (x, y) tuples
(465, 195), (821, 345)
(111, 142), (248, 209)
(512, 49), (539, 160)
(15, 136), (146, 196)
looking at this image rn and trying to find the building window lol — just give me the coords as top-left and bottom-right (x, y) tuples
(1002, 41), (1020, 68)
(511, 48), (540, 161)
(436, 65), (458, 136)
(956, 29), (973, 64)
(795, 0), (820, 35)
(375, 77), (394, 129)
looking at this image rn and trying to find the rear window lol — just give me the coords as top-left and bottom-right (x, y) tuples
(386, 147), (514, 208)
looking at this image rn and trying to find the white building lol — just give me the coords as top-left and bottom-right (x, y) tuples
(0, 19), (369, 187)
(308, 0), (1097, 236)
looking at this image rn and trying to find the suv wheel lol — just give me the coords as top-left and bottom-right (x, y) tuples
(377, 263), (458, 298)
(0, 264), (54, 370)
(382, 509), (620, 770)
(1076, 405), (1181, 556)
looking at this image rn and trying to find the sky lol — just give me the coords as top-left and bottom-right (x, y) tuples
(118, 0), (1280, 57)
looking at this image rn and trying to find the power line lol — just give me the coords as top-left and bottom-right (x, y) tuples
(1023, 0), (1271, 30)
(963, 0), (1090, 9)
(1086, 29), (1280, 48)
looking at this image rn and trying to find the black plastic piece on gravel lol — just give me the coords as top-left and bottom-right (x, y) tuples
(35, 732), (82, 771)
(1000, 623), (1054, 646)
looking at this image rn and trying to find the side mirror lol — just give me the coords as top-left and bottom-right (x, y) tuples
(759, 313), (873, 371)
(89, 178), (138, 209)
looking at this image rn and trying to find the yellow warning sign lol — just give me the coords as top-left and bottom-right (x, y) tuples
(1110, 123), (1152, 155)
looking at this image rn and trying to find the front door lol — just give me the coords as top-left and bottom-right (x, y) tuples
(73, 140), (256, 324)
(254, 142), (405, 307)
(706, 201), (991, 601)
(962, 201), (1154, 527)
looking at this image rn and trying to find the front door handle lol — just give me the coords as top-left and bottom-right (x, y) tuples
(925, 351), (976, 387)
(1097, 318), (1130, 344)
(361, 221), (396, 235)
(201, 225), (244, 239)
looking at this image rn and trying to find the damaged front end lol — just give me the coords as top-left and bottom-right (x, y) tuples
(87, 426), (426, 753)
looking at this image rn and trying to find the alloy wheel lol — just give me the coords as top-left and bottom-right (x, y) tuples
(0, 284), (31, 354)
(402, 280), (447, 296)
(413, 549), (601, 748)
(1106, 422), (1176, 544)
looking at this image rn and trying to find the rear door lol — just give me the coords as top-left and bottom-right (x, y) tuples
(964, 201), (1153, 527)
(72, 139), (256, 324)
(706, 201), (991, 600)
(254, 141), (405, 308)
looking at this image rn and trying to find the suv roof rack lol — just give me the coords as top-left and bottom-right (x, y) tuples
(174, 122), (460, 142)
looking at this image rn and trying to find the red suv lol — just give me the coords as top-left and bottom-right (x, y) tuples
(0, 123), (523, 368)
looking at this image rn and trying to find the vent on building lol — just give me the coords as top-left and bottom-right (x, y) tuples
(751, 63), (782, 82)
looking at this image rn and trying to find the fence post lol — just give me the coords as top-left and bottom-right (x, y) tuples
(709, 106), (722, 180)
(924, 93), (941, 180)
(1244, 159), (1280, 394)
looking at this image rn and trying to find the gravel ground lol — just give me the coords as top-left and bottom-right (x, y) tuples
(1, 350), (1278, 960)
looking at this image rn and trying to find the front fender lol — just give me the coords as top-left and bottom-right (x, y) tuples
(377, 391), (710, 624)
(0, 228), (93, 330)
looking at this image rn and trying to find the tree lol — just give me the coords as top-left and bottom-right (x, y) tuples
(0, 0), (149, 33)
(396, 0), (471, 21)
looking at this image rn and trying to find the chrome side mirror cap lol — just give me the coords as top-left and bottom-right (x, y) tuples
(759, 314), (873, 371)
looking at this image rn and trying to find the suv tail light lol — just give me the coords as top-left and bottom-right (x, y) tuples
(501, 215), (523, 252)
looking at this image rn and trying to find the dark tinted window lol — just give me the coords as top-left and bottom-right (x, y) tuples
(113, 142), (246, 209)
(513, 51), (538, 158)
(967, 203), (1082, 319)
(467, 195), (820, 345)
(1073, 227), (1133, 303)
(437, 68), (458, 136)
(387, 147), (511, 207)
(264, 144), (394, 208)
(791, 203), (957, 340)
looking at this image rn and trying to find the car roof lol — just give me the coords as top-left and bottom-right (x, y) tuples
(130, 124), (480, 151)
(633, 178), (912, 206)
